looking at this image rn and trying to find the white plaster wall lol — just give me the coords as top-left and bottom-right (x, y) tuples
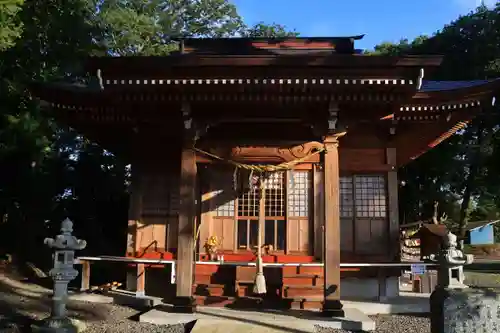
(340, 277), (399, 299)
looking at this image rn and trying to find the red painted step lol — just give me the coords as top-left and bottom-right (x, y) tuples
(193, 284), (228, 297)
(283, 286), (323, 298)
(282, 275), (324, 286)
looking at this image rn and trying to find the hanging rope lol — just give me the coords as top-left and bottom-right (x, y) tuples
(192, 145), (325, 249)
(192, 146), (325, 172)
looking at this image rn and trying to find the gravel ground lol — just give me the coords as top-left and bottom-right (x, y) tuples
(316, 314), (430, 333)
(0, 268), (432, 333)
(0, 270), (190, 333)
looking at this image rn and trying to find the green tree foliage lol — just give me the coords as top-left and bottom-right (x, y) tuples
(242, 22), (299, 38)
(0, 0), (298, 266)
(0, 0), (23, 51)
(370, 4), (500, 238)
(95, 0), (244, 55)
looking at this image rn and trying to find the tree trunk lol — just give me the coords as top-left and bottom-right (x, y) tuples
(458, 122), (485, 237)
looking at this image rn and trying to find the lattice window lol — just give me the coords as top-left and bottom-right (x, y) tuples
(236, 172), (285, 250)
(264, 172), (285, 217)
(288, 171), (310, 217)
(238, 188), (260, 217)
(340, 177), (354, 218)
(354, 175), (387, 218)
(213, 190), (235, 217)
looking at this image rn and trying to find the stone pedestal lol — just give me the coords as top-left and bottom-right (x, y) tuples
(431, 288), (500, 333)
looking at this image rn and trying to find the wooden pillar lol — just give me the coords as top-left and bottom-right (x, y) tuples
(313, 165), (325, 261)
(173, 104), (197, 313)
(386, 148), (400, 260)
(322, 135), (344, 317)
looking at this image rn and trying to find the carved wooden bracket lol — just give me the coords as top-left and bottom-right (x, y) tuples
(197, 141), (324, 163)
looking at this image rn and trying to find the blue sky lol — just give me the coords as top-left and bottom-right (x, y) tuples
(232, 0), (497, 50)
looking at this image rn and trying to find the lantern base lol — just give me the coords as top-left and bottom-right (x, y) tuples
(32, 317), (84, 333)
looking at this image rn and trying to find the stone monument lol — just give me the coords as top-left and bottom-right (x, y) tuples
(32, 218), (87, 333)
(428, 231), (500, 333)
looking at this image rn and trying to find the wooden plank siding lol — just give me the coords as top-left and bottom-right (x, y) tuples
(129, 164), (180, 257)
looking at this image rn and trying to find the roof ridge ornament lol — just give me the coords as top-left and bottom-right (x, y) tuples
(417, 68), (425, 90)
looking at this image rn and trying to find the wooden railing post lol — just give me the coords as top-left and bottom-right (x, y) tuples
(80, 260), (90, 291)
(136, 263), (146, 297)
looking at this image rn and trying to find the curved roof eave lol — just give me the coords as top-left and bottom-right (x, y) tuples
(414, 79), (500, 101)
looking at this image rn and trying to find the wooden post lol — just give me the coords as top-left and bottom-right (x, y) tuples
(313, 165), (325, 261)
(386, 148), (399, 260)
(136, 263), (146, 297)
(174, 103), (197, 313)
(80, 261), (90, 291)
(127, 163), (143, 256)
(322, 135), (344, 317)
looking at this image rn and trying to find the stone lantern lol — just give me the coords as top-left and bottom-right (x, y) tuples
(33, 218), (87, 333)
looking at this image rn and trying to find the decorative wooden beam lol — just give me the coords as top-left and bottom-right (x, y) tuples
(195, 142), (324, 164)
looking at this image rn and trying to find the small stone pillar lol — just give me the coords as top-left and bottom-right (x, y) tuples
(33, 218), (87, 333)
(428, 231), (475, 333)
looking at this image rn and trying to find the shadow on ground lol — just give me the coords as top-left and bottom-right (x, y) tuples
(0, 269), (107, 332)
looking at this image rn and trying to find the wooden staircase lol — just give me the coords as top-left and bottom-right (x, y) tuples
(193, 258), (326, 309)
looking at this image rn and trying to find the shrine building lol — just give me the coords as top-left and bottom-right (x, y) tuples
(30, 36), (500, 315)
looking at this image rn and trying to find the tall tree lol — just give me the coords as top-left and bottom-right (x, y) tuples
(371, 4), (500, 234)
(95, 0), (244, 56)
(0, 0), (23, 51)
(242, 22), (299, 38)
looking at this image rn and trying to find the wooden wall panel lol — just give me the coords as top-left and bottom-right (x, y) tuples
(201, 167), (237, 253)
(369, 219), (389, 255)
(133, 166), (180, 254)
(211, 218), (235, 251)
(287, 219), (299, 253)
(354, 218), (388, 255)
(340, 218), (354, 252)
(339, 148), (387, 172)
(287, 218), (310, 253)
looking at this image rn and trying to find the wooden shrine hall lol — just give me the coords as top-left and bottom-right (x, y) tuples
(30, 36), (500, 315)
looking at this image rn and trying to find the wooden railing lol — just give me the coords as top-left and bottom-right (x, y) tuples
(75, 256), (438, 302)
